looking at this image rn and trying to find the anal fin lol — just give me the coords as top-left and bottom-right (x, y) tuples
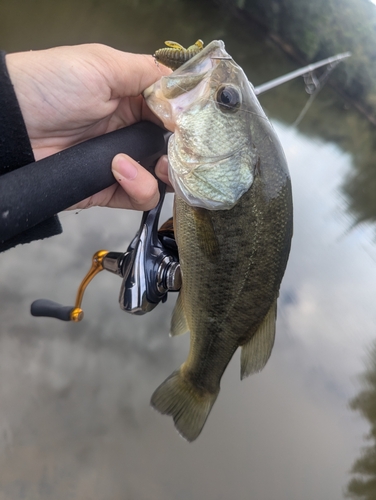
(240, 299), (277, 379)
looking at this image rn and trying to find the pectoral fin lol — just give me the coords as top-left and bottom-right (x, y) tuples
(170, 293), (189, 337)
(193, 208), (220, 261)
(240, 299), (277, 379)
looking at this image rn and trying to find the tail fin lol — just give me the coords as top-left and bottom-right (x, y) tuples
(151, 369), (219, 442)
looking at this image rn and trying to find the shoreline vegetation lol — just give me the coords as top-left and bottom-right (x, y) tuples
(215, 0), (376, 126)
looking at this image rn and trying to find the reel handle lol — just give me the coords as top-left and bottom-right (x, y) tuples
(30, 300), (75, 322)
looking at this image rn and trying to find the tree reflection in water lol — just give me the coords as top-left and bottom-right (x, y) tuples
(347, 343), (376, 499)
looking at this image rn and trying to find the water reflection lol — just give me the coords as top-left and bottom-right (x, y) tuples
(1, 122), (372, 500)
(1, 0), (376, 498)
(347, 343), (376, 499)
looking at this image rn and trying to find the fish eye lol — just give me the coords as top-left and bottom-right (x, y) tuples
(216, 85), (241, 112)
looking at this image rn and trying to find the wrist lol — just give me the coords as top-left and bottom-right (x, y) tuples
(5, 52), (36, 140)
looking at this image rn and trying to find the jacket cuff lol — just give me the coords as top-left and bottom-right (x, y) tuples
(0, 50), (62, 251)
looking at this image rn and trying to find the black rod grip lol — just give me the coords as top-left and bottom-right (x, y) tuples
(0, 121), (168, 242)
(30, 299), (74, 321)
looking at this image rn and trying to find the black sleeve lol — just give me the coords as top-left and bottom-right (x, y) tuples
(0, 50), (61, 252)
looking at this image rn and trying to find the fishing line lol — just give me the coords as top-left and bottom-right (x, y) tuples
(293, 61), (342, 127)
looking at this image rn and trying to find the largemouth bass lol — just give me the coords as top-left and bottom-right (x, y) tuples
(144, 40), (293, 441)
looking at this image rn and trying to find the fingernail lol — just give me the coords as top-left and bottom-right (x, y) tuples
(113, 155), (138, 180)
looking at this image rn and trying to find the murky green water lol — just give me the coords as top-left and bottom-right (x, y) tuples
(1, 0), (376, 499)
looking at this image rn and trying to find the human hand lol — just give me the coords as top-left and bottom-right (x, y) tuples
(6, 44), (172, 211)
(70, 153), (170, 211)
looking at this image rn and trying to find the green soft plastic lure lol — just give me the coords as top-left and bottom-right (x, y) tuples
(153, 39), (204, 70)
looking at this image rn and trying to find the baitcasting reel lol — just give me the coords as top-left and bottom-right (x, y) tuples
(30, 180), (181, 321)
